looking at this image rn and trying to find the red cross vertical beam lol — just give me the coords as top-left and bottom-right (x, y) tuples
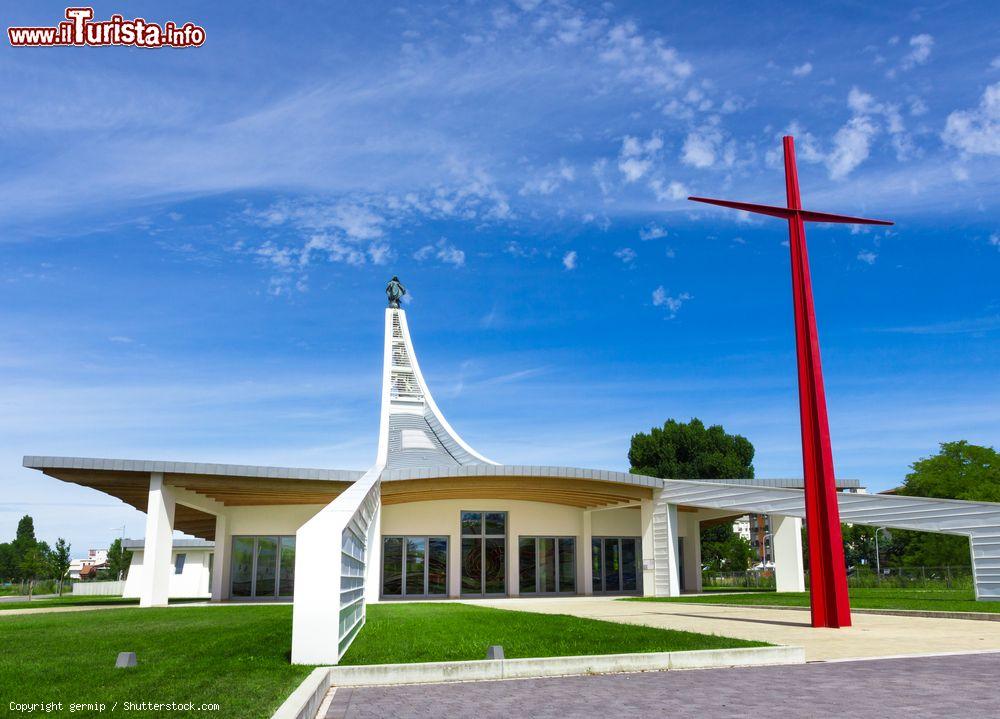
(689, 136), (893, 628)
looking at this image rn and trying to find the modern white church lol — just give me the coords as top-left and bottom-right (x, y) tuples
(23, 281), (1000, 665)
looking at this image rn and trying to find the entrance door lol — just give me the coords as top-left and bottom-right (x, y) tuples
(381, 536), (448, 598)
(519, 537), (576, 594)
(591, 537), (641, 594)
(460, 511), (506, 596)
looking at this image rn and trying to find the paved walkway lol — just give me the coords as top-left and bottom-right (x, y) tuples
(461, 597), (1000, 661)
(329, 652), (1000, 719)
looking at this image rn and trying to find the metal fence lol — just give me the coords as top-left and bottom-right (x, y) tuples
(71, 580), (126, 596)
(704, 566), (974, 591)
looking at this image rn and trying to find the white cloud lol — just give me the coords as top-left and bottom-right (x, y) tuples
(108, 336), (133, 344)
(680, 127), (734, 170)
(520, 160), (576, 196)
(614, 247), (637, 264)
(649, 179), (688, 202)
(792, 62), (813, 77)
(599, 21), (692, 93)
(827, 116), (878, 179)
(990, 233), (999, 249)
(901, 34), (934, 71)
(992, 57), (1000, 70)
(618, 134), (663, 182)
(651, 286), (691, 318)
(942, 83), (1000, 156)
(639, 224), (668, 241)
(562, 250), (578, 270)
(414, 238), (465, 267)
(857, 250), (877, 265)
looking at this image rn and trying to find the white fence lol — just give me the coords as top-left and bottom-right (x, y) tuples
(71, 580), (125, 596)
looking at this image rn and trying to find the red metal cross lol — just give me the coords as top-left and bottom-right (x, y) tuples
(690, 136), (892, 628)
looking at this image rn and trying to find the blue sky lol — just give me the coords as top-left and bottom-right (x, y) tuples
(1, 1), (998, 553)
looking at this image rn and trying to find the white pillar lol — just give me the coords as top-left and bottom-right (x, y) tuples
(139, 472), (175, 607)
(772, 514), (806, 592)
(581, 510), (593, 595)
(681, 513), (703, 593)
(211, 513), (228, 602)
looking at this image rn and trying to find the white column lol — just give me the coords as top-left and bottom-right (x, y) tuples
(772, 514), (806, 592)
(211, 513), (228, 602)
(581, 510), (593, 595)
(682, 513), (703, 593)
(139, 472), (175, 607)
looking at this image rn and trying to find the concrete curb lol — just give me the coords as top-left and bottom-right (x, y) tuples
(673, 601), (1000, 622)
(327, 645), (801, 687)
(270, 667), (332, 719)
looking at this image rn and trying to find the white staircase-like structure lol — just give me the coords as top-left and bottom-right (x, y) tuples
(291, 308), (494, 664)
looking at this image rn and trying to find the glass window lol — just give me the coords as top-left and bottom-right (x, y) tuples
(519, 538), (536, 593)
(382, 537), (403, 596)
(461, 537), (482, 594)
(255, 537), (278, 597)
(621, 538), (637, 591)
(591, 538), (602, 593)
(405, 538), (426, 596)
(484, 512), (506, 536)
(428, 538), (448, 595)
(539, 538), (556, 593)
(174, 553), (186, 575)
(558, 538), (576, 593)
(279, 537), (296, 597)
(484, 537), (506, 594)
(603, 539), (621, 592)
(230, 538), (254, 597)
(461, 512), (482, 536)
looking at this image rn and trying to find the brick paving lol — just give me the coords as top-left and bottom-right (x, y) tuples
(330, 652), (1000, 719)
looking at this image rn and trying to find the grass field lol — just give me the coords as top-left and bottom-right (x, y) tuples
(627, 588), (1000, 613)
(340, 602), (765, 665)
(1, 602), (761, 717)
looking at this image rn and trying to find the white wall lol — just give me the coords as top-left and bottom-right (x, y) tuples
(380, 498), (643, 598)
(123, 549), (212, 599)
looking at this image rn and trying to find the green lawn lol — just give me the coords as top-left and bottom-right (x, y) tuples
(0, 605), (309, 719)
(1, 602), (762, 717)
(341, 602), (764, 665)
(627, 587), (1000, 613)
(0, 596), (205, 611)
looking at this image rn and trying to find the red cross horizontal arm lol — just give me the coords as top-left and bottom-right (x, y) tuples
(688, 136), (893, 629)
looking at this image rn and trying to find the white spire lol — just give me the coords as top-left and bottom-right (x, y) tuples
(376, 307), (497, 470)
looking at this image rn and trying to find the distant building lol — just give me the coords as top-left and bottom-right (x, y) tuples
(67, 548), (109, 580)
(122, 538), (213, 599)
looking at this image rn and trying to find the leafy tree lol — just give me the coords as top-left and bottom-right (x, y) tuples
(0, 543), (15, 582)
(52, 539), (72, 596)
(106, 538), (132, 580)
(898, 441), (999, 502)
(630, 419), (755, 573)
(701, 523), (755, 572)
(629, 418), (754, 480)
(19, 546), (50, 600)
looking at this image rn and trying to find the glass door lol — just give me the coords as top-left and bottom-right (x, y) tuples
(519, 537), (576, 594)
(591, 537), (641, 594)
(229, 535), (295, 599)
(381, 536), (448, 598)
(461, 511), (506, 596)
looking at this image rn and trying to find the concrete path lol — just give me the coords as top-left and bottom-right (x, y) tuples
(329, 652), (1000, 719)
(461, 596), (1000, 661)
(0, 593), (57, 602)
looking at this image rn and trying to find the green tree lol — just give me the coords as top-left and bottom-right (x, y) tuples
(105, 538), (132, 581)
(629, 418), (754, 480)
(630, 419), (755, 574)
(898, 441), (999, 502)
(0, 543), (15, 582)
(19, 546), (50, 600)
(52, 538), (72, 596)
(700, 523), (755, 572)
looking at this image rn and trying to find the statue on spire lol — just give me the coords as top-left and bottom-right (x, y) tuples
(386, 276), (406, 308)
